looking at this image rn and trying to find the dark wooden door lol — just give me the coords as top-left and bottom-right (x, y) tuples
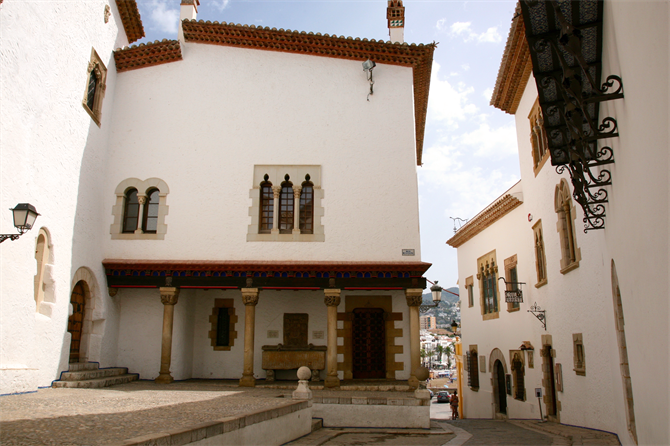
(352, 308), (386, 379)
(545, 345), (558, 416)
(495, 360), (507, 414)
(68, 282), (85, 363)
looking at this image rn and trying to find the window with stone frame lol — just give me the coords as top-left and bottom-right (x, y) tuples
(529, 97), (550, 176)
(142, 188), (160, 233)
(247, 166), (324, 242)
(467, 346), (479, 390)
(209, 299), (238, 351)
(122, 189), (140, 233)
(555, 179), (581, 274)
(504, 255), (521, 312)
(465, 276), (474, 308)
(573, 333), (585, 376)
(111, 178), (169, 240)
(477, 251), (500, 320)
(511, 351), (526, 401)
(82, 48), (107, 127)
(532, 220), (548, 288)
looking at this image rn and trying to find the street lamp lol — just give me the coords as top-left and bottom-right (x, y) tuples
(0, 203), (40, 243)
(420, 280), (442, 313)
(451, 320), (459, 336)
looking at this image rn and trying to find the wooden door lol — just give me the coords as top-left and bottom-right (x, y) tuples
(352, 308), (385, 379)
(68, 282), (85, 363)
(495, 360), (507, 414)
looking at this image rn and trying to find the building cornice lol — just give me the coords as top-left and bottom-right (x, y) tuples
(183, 20), (435, 165)
(115, 0), (145, 44)
(490, 3), (532, 115)
(446, 194), (523, 248)
(114, 39), (182, 72)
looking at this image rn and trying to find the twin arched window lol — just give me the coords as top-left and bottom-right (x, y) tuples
(259, 174), (314, 235)
(123, 188), (160, 234)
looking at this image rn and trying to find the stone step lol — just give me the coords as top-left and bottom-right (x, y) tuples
(311, 418), (323, 432)
(67, 362), (100, 372)
(60, 367), (129, 381)
(52, 373), (139, 389)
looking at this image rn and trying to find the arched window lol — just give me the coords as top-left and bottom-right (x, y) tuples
(512, 352), (525, 401)
(86, 70), (98, 111)
(143, 188), (160, 233)
(123, 188), (140, 233)
(300, 175), (314, 234)
(529, 98), (549, 174)
(555, 180), (580, 273)
(34, 228), (50, 312)
(259, 178), (274, 234)
(82, 48), (107, 127)
(533, 220), (547, 286)
(279, 176), (294, 234)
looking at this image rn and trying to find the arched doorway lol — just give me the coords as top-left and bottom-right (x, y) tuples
(352, 308), (386, 379)
(68, 282), (86, 363)
(493, 359), (507, 415)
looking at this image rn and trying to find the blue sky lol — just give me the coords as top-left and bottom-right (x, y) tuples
(134, 0), (521, 290)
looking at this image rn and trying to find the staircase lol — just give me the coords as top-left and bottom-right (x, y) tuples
(52, 362), (139, 388)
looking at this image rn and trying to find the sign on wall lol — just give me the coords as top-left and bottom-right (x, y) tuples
(505, 289), (523, 303)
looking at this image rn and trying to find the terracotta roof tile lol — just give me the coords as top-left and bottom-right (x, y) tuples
(115, 0), (145, 44)
(446, 193), (523, 248)
(114, 39), (182, 72)
(181, 20), (435, 165)
(490, 3), (532, 115)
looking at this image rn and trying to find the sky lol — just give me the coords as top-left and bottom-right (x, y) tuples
(133, 0), (521, 290)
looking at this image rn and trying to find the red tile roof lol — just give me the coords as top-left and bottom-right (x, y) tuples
(115, 0), (145, 44)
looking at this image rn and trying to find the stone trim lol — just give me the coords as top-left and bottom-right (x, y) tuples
(208, 299), (238, 351)
(70, 267), (104, 363)
(111, 178), (169, 240)
(477, 250), (500, 321)
(114, 39), (182, 72)
(490, 3), (532, 115)
(248, 166), (324, 242)
(532, 220), (548, 288)
(465, 276), (474, 308)
(555, 179), (581, 274)
(114, 0), (145, 44)
(572, 333), (585, 376)
(504, 254), (520, 313)
(34, 227), (55, 316)
(510, 350), (526, 401)
(82, 48), (107, 127)
(529, 98), (551, 176)
(447, 193), (523, 248)
(181, 20), (434, 165)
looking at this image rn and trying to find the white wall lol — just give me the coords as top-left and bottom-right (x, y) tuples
(0, 1), (128, 393)
(102, 42), (422, 263)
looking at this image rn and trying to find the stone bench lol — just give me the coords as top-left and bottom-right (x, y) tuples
(261, 344), (326, 381)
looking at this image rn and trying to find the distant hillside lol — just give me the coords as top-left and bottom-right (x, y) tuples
(421, 286), (460, 328)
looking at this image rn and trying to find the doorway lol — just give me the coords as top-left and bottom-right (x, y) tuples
(542, 344), (558, 419)
(68, 282), (86, 363)
(351, 308), (385, 379)
(494, 359), (507, 415)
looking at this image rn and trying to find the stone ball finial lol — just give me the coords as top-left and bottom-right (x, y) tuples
(297, 366), (311, 381)
(415, 366), (430, 382)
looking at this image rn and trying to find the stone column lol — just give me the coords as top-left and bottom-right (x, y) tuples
(405, 288), (423, 389)
(134, 195), (147, 234)
(239, 288), (259, 387)
(324, 289), (341, 388)
(292, 185), (302, 234)
(155, 287), (179, 384)
(271, 186), (281, 234)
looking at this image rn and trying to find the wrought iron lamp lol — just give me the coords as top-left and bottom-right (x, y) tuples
(0, 203), (40, 243)
(420, 280), (442, 313)
(528, 302), (546, 331)
(362, 59), (376, 101)
(450, 320), (459, 336)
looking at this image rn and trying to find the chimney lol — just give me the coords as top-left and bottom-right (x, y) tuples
(179, 0), (199, 44)
(387, 0), (405, 44)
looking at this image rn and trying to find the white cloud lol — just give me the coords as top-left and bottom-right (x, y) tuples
(436, 18), (448, 32)
(482, 88), (493, 102)
(448, 21), (502, 44)
(427, 62), (478, 129)
(212, 0), (230, 12)
(461, 63), (470, 71)
(459, 122), (518, 158)
(147, 0), (180, 34)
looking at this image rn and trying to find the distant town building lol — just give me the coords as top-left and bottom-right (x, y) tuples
(420, 315), (436, 330)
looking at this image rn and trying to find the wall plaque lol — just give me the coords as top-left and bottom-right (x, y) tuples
(267, 330), (279, 339)
(312, 330), (324, 339)
(284, 313), (308, 347)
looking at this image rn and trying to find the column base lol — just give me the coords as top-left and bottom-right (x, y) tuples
(239, 375), (256, 387)
(155, 373), (174, 384)
(408, 375), (419, 389)
(324, 375), (340, 388)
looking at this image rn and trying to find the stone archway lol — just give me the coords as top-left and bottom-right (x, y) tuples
(69, 267), (105, 363)
(489, 348), (508, 418)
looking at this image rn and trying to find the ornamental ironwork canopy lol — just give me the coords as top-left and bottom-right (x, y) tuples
(520, 0), (623, 231)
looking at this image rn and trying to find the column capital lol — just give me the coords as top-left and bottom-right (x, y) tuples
(160, 287), (179, 305)
(137, 195), (147, 205)
(292, 185), (302, 199)
(405, 288), (423, 307)
(272, 186), (282, 199)
(324, 288), (341, 307)
(242, 288), (259, 306)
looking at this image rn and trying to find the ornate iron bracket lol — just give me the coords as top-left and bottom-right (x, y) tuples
(528, 302), (546, 331)
(0, 234), (21, 243)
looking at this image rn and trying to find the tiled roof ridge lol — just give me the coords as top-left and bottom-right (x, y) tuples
(114, 39), (182, 72)
(180, 19), (435, 165)
(490, 2), (532, 114)
(115, 0), (145, 44)
(446, 194), (523, 248)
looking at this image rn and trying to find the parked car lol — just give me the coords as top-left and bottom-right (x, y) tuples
(436, 391), (450, 403)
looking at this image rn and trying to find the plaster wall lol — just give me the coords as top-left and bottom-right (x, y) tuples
(171, 289), (196, 380)
(102, 42), (422, 263)
(313, 403), (430, 428)
(0, 1), (128, 393)
(598, 3), (669, 445)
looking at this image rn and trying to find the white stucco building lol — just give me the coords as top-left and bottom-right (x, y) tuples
(447, 2), (668, 445)
(1, 0), (436, 395)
